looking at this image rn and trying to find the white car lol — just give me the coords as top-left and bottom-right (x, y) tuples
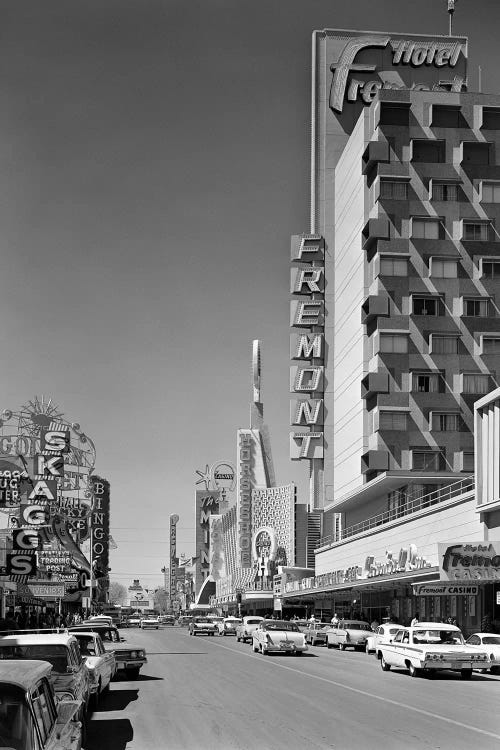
(326, 620), (373, 651)
(236, 616), (264, 643)
(217, 617), (241, 636)
(466, 632), (500, 674)
(379, 623), (490, 679)
(140, 617), (160, 630)
(71, 631), (116, 708)
(252, 620), (308, 656)
(366, 623), (401, 656)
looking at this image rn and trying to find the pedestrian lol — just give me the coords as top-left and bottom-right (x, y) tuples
(410, 612), (420, 627)
(309, 613), (316, 623)
(331, 613), (339, 627)
(371, 618), (379, 631)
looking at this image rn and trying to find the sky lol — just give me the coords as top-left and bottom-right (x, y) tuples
(1, 0), (499, 590)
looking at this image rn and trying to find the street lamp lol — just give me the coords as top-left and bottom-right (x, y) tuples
(447, 0), (458, 36)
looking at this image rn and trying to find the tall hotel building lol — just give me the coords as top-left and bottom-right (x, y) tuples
(285, 29), (500, 629)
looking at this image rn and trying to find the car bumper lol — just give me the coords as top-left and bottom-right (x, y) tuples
(116, 657), (147, 671)
(266, 643), (308, 653)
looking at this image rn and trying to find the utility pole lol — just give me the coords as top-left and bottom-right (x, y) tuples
(447, 0), (458, 36)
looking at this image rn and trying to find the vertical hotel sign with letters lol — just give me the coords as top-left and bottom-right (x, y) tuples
(169, 514), (179, 601)
(194, 490), (220, 595)
(290, 235), (324, 462)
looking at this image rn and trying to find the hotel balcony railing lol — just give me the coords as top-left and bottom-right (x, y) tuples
(316, 475), (475, 549)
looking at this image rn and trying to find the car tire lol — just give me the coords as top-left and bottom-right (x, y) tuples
(295, 651), (303, 656)
(91, 682), (101, 711)
(261, 644), (268, 655)
(461, 669), (472, 680)
(490, 665), (500, 675)
(381, 655), (391, 671)
(236, 635), (240, 642)
(126, 667), (140, 680)
(327, 640), (333, 649)
(339, 642), (345, 651)
(365, 643), (371, 654)
(252, 641), (258, 653)
(408, 663), (421, 678)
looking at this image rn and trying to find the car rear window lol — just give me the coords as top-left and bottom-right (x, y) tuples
(263, 623), (299, 632)
(0, 644), (68, 672)
(0, 686), (30, 748)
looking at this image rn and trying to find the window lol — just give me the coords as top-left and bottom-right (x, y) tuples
(379, 411), (408, 430)
(431, 413), (465, 431)
(431, 258), (458, 278)
(412, 218), (440, 239)
(463, 298), (490, 317)
(430, 336), (460, 354)
(380, 257), (408, 276)
(380, 105), (410, 126)
(463, 222), (489, 241)
(482, 337), (500, 354)
(412, 450), (445, 471)
(432, 182), (458, 201)
(482, 260), (500, 279)
(412, 140), (445, 163)
(412, 372), (443, 393)
(481, 182), (500, 202)
(462, 142), (491, 165)
(412, 296), (442, 316)
(462, 452), (475, 472)
(462, 373), (491, 394)
(432, 106), (462, 128)
(379, 334), (408, 353)
(380, 180), (408, 200)
(482, 108), (500, 130)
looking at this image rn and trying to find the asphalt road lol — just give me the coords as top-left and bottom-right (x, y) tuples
(85, 625), (500, 750)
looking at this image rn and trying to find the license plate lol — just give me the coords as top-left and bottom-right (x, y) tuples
(280, 641), (293, 650)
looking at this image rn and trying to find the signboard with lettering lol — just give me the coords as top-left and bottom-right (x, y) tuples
(413, 583), (479, 597)
(169, 514), (179, 601)
(28, 582), (65, 598)
(439, 542), (500, 581)
(194, 490), (220, 596)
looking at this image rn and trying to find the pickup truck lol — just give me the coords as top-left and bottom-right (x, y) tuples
(379, 623), (490, 679)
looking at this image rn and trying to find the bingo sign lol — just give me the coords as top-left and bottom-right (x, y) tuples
(169, 514), (179, 600)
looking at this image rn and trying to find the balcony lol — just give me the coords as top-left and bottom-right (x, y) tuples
(361, 449), (389, 473)
(362, 295), (390, 324)
(361, 371), (389, 399)
(316, 475), (474, 549)
(362, 217), (390, 251)
(362, 141), (390, 174)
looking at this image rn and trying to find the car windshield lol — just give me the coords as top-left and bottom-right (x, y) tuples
(0, 686), (30, 749)
(263, 623), (299, 632)
(195, 618), (210, 623)
(412, 629), (464, 645)
(0, 644), (69, 672)
(343, 623), (370, 630)
(246, 619), (262, 625)
(314, 623), (331, 629)
(482, 636), (500, 645)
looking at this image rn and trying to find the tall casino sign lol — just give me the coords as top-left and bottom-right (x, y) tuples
(169, 514), (179, 601)
(194, 490), (220, 596)
(90, 476), (110, 602)
(289, 235), (325, 494)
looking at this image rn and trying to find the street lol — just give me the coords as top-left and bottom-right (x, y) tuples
(86, 626), (500, 750)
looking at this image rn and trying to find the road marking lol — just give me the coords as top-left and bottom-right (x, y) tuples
(205, 638), (500, 742)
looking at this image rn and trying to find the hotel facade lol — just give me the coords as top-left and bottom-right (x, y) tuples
(285, 29), (500, 631)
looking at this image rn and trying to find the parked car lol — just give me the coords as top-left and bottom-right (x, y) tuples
(189, 617), (217, 636)
(252, 620), (308, 656)
(379, 623), (490, 679)
(0, 660), (84, 750)
(466, 632), (500, 674)
(366, 623), (401, 656)
(326, 620), (372, 651)
(87, 616), (113, 627)
(159, 615), (175, 625)
(305, 622), (331, 646)
(0, 633), (91, 724)
(140, 617), (160, 630)
(125, 614), (142, 628)
(69, 623), (147, 679)
(217, 617), (241, 636)
(236, 616), (264, 643)
(70, 631), (116, 708)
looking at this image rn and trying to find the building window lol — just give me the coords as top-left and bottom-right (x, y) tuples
(412, 372), (443, 393)
(412, 140), (445, 163)
(412, 296), (442, 316)
(412, 218), (441, 239)
(462, 452), (475, 472)
(432, 106), (462, 128)
(430, 258), (458, 278)
(462, 373), (491, 394)
(430, 336), (460, 355)
(379, 105), (410, 126)
(379, 180), (408, 200)
(462, 222), (489, 241)
(431, 413), (465, 431)
(462, 142), (491, 165)
(482, 108), (500, 130)
(482, 260), (500, 279)
(379, 334), (408, 353)
(412, 450), (445, 471)
(432, 182), (458, 201)
(482, 337), (500, 354)
(463, 298), (490, 317)
(379, 256), (408, 276)
(379, 411), (408, 430)
(481, 182), (500, 203)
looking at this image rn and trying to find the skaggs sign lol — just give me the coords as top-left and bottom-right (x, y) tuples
(326, 31), (467, 114)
